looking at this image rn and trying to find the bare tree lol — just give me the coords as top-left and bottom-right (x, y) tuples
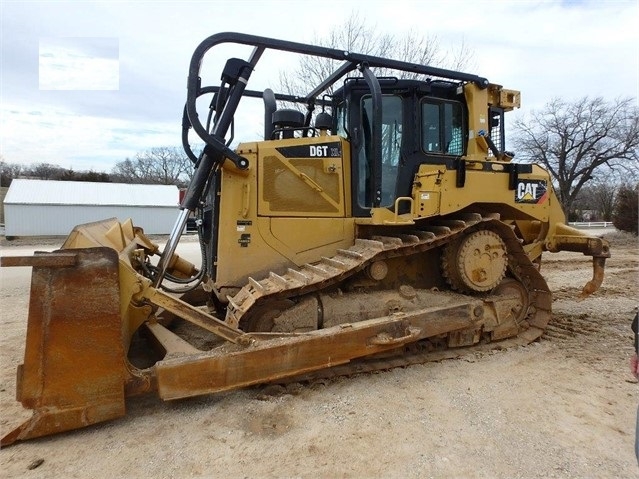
(588, 182), (618, 222)
(513, 97), (639, 215)
(573, 180), (618, 221)
(31, 163), (62, 180)
(279, 12), (475, 99)
(112, 147), (193, 187)
(0, 160), (22, 187)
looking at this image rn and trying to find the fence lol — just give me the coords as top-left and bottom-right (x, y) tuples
(568, 222), (614, 228)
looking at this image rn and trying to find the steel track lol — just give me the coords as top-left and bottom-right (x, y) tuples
(225, 212), (552, 387)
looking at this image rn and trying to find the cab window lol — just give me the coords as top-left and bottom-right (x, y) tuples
(421, 100), (464, 155)
(335, 101), (348, 138)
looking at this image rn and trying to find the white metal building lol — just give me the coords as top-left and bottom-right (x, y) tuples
(4, 179), (180, 236)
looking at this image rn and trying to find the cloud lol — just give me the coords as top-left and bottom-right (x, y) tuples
(1, 102), (177, 172)
(39, 37), (119, 90)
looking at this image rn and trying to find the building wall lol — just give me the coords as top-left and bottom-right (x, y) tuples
(4, 204), (179, 236)
(0, 187), (8, 224)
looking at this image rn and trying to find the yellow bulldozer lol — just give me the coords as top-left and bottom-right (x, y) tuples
(1, 32), (610, 446)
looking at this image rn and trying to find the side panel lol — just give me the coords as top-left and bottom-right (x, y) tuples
(215, 147), (289, 288)
(215, 137), (355, 289)
(413, 163), (557, 222)
(260, 216), (355, 266)
(258, 137), (346, 217)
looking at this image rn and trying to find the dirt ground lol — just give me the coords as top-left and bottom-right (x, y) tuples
(0, 229), (637, 478)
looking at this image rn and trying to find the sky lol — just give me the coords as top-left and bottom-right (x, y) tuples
(1, 0), (637, 174)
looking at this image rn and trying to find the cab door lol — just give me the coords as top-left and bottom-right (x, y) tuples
(350, 94), (404, 216)
(256, 137), (354, 265)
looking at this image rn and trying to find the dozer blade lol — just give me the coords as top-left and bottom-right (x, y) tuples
(1, 247), (126, 446)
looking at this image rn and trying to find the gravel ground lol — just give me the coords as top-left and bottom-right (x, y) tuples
(0, 229), (637, 478)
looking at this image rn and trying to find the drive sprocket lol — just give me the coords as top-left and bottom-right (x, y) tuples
(442, 229), (508, 293)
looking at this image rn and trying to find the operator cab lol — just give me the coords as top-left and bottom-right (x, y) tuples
(332, 78), (471, 217)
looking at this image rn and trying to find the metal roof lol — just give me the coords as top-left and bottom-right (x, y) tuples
(4, 179), (179, 207)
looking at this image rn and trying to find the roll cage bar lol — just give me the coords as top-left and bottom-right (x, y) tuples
(184, 32), (488, 157)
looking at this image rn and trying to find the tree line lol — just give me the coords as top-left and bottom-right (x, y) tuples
(0, 160), (111, 187)
(1, 147), (193, 189)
